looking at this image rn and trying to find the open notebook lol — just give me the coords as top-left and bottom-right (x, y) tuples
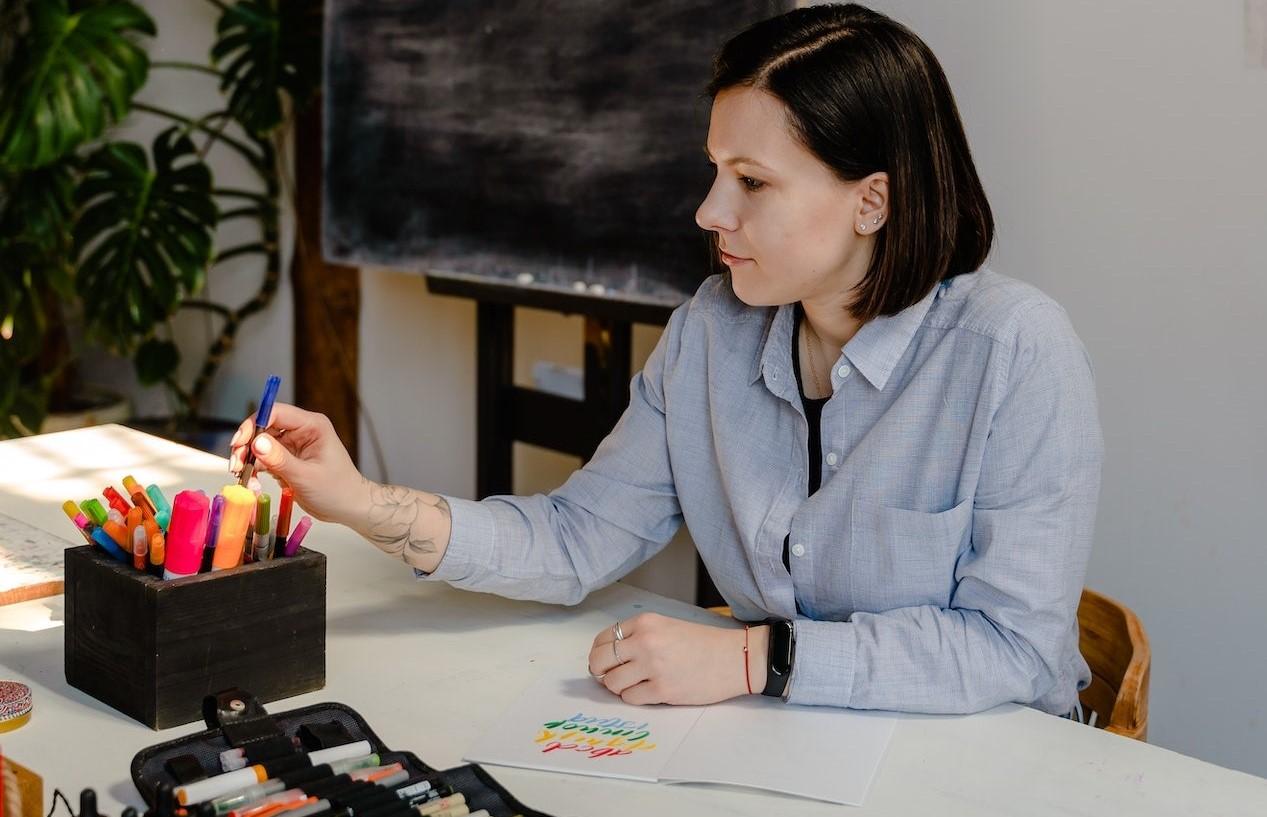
(464, 674), (896, 806)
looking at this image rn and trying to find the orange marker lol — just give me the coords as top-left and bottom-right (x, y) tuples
(149, 532), (165, 573)
(143, 513), (160, 543)
(212, 486), (256, 570)
(102, 520), (130, 549)
(125, 506), (144, 554)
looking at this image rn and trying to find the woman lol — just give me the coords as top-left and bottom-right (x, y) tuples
(230, 3), (1102, 718)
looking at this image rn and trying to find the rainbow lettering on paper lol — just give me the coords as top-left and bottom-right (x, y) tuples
(535, 712), (658, 759)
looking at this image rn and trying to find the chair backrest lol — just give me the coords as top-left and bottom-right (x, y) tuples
(1077, 587), (1151, 741)
(709, 588), (1152, 742)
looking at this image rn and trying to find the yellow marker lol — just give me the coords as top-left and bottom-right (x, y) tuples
(212, 485), (256, 570)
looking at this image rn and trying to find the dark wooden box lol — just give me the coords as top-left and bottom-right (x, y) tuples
(64, 545), (326, 729)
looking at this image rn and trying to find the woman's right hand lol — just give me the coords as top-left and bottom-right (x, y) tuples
(228, 402), (371, 527)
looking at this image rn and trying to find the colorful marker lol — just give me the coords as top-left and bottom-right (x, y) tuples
(212, 486), (256, 570)
(102, 519), (130, 550)
(79, 498), (108, 528)
(282, 516), (312, 557)
(207, 756), (381, 814)
(264, 513), (279, 561)
(91, 527), (129, 561)
(132, 526), (148, 571)
(237, 375), (281, 487)
(250, 493), (272, 562)
(122, 475), (157, 515)
(146, 484), (172, 520)
(61, 500), (95, 544)
(164, 490), (211, 579)
(177, 743), (374, 805)
(203, 494), (225, 571)
(149, 531), (166, 576)
(125, 506), (143, 555)
(277, 486), (294, 546)
(102, 486), (132, 517)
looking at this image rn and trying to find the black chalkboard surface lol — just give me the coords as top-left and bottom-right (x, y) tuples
(323, 0), (791, 312)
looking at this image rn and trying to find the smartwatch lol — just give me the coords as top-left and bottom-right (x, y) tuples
(761, 618), (796, 698)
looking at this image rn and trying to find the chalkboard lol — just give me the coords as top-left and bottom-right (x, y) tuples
(323, 0), (791, 312)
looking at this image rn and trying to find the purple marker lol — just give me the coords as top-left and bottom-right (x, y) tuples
(202, 494), (225, 572)
(283, 516), (312, 557)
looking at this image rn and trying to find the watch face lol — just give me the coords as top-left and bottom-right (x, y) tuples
(770, 621), (794, 675)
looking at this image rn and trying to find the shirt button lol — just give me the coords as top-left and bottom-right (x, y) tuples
(825, 452), (839, 467)
(837, 365), (851, 379)
(791, 542), (806, 558)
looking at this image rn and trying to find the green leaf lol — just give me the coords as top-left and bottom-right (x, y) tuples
(0, 0), (155, 170)
(133, 336), (179, 385)
(211, 0), (321, 136)
(0, 159), (77, 361)
(74, 126), (218, 352)
(0, 343), (49, 438)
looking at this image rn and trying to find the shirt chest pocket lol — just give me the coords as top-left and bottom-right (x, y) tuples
(849, 497), (973, 612)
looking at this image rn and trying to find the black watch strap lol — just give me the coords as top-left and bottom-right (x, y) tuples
(761, 618), (795, 697)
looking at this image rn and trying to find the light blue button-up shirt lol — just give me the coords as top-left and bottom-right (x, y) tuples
(424, 268), (1103, 716)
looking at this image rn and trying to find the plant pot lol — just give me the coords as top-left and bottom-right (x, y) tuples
(125, 416), (241, 456)
(39, 388), (132, 434)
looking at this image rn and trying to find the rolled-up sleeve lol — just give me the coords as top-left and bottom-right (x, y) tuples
(416, 303), (689, 606)
(788, 302), (1104, 714)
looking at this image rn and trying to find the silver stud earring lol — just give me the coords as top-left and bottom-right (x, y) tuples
(859, 223), (867, 231)
(873, 215), (882, 224)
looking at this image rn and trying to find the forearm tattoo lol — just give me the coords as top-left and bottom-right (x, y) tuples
(363, 479), (451, 567)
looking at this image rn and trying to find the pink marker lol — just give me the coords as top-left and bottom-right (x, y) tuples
(282, 516), (312, 557)
(163, 490), (211, 579)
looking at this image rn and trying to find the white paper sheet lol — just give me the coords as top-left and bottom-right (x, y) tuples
(660, 694), (897, 805)
(463, 674), (706, 782)
(464, 673), (897, 805)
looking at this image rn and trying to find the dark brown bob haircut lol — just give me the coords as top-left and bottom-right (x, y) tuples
(707, 3), (994, 321)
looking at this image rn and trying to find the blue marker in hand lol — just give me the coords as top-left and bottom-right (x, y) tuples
(237, 375), (281, 487)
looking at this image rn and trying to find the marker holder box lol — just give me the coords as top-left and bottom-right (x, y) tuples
(64, 544), (327, 730)
(130, 689), (554, 817)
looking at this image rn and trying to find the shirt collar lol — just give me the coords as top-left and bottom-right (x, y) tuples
(750, 279), (944, 393)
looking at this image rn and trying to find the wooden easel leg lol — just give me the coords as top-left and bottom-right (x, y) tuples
(583, 317), (632, 459)
(477, 303), (515, 498)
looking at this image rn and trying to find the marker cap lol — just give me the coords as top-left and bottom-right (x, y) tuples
(212, 485), (256, 570)
(255, 493), (271, 535)
(146, 484), (172, 516)
(283, 516), (312, 557)
(164, 490), (211, 577)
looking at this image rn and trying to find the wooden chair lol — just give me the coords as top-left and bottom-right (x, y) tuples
(706, 587), (1150, 741)
(1075, 587), (1150, 741)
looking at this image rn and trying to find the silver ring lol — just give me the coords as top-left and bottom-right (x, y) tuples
(612, 639), (624, 664)
(588, 667), (606, 680)
(613, 621), (626, 641)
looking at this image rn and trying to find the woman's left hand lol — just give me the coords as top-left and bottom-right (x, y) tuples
(587, 612), (767, 705)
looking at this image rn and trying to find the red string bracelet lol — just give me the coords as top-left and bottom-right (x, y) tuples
(743, 624), (752, 695)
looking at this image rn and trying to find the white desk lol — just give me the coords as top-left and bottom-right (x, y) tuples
(1, 425), (1265, 816)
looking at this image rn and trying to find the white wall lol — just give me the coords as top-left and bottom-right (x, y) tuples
(841, 0), (1267, 776)
(105, 0), (1267, 778)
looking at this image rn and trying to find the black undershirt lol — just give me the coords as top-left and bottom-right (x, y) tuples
(783, 304), (830, 573)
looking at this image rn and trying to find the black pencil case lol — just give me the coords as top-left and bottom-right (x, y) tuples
(129, 688), (555, 817)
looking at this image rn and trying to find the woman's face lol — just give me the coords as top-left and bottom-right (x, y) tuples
(695, 86), (885, 308)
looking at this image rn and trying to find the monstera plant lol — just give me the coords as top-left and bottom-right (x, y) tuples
(0, 0), (320, 439)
